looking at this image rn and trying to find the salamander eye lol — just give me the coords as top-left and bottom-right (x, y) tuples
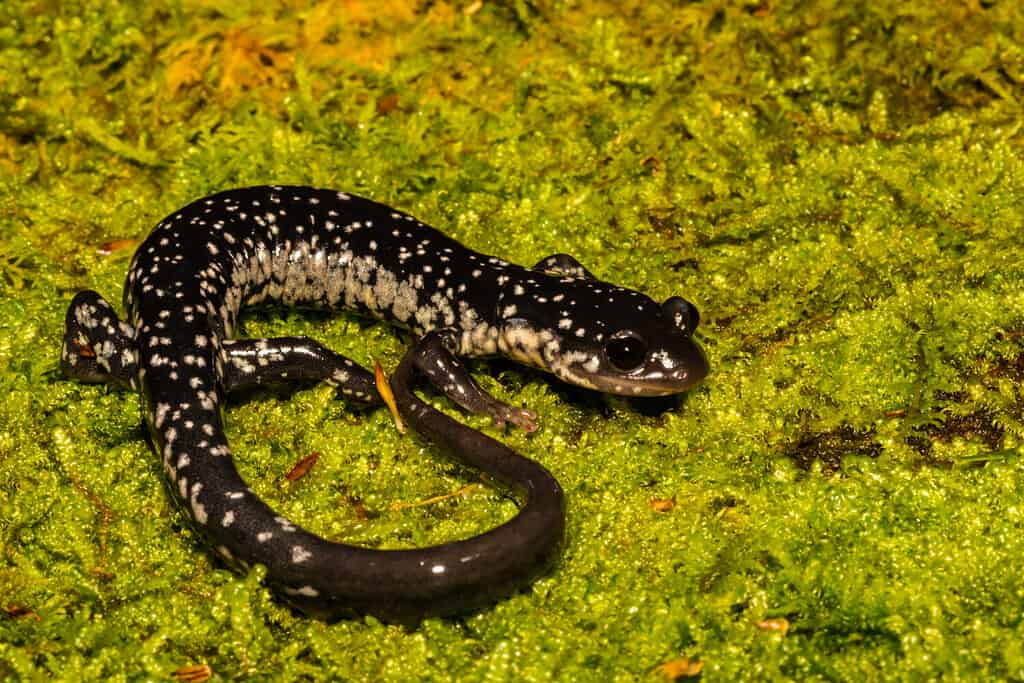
(605, 331), (648, 372)
(662, 296), (700, 336)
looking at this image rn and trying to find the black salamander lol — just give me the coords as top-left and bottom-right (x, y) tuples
(61, 186), (708, 618)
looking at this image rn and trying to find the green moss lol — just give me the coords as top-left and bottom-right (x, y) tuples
(2, 0), (1024, 680)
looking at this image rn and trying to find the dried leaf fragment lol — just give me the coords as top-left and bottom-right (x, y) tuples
(375, 360), (404, 434)
(97, 238), (139, 255)
(757, 617), (790, 634)
(173, 664), (212, 682)
(653, 657), (704, 679)
(285, 452), (321, 481)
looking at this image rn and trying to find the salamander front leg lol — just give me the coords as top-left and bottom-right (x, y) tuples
(221, 337), (381, 405)
(407, 329), (538, 432)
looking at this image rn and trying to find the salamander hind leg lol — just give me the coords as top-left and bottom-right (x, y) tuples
(409, 329), (538, 432)
(221, 337), (382, 405)
(61, 290), (138, 389)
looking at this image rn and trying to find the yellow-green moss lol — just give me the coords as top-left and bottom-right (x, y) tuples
(2, 1), (1024, 680)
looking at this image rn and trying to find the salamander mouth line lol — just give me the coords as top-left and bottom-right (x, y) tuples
(61, 185), (708, 619)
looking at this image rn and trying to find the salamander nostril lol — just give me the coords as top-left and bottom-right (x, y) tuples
(662, 296), (700, 336)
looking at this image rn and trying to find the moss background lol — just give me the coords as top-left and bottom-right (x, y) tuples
(2, 0), (1024, 680)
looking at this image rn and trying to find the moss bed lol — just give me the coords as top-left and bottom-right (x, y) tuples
(2, 1), (1024, 680)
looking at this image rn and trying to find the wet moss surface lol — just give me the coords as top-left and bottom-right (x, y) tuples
(1, 1), (1023, 680)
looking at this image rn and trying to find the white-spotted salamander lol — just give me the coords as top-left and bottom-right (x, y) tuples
(61, 186), (708, 619)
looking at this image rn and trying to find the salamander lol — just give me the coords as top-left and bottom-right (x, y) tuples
(60, 185), (708, 619)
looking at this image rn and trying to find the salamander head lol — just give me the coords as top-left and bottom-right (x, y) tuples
(496, 276), (708, 396)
